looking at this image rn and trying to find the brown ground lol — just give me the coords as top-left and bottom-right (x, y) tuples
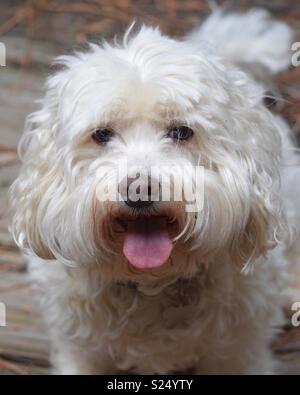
(0, 0), (300, 374)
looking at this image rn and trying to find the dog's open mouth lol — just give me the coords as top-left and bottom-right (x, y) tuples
(122, 216), (173, 269)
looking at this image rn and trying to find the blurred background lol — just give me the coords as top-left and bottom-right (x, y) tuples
(0, 0), (300, 374)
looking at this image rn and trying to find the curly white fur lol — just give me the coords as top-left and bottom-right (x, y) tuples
(9, 9), (300, 374)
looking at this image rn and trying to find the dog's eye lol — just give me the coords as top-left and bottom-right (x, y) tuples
(167, 126), (194, 141)
(92, 128), (115, 144)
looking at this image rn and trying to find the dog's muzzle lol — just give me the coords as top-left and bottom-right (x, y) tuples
(117, 174), (174, 270)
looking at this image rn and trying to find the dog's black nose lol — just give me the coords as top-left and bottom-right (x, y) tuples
(119, 175), (160, 209)
(125, 182), (153, 209)
(126, 199), (153, 208)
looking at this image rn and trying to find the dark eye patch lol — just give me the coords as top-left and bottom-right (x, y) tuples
(92, 128), (115, 144)
(167, 126), (194, 141)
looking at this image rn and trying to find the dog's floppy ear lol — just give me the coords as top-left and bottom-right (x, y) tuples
(9, 74), (64, 260)
(230, 193), (280, 267)
(228, 112), (286, 268)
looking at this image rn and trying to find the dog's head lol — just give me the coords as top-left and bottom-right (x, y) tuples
(10, 26), (285, 285)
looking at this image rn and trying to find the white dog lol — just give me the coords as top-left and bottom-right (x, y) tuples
(9, 9), (300, 374)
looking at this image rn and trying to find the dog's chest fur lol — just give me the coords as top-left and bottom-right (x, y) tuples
(97, 276), (205, 371)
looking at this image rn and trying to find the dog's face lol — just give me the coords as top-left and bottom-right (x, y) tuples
(10, 27), (284, 285)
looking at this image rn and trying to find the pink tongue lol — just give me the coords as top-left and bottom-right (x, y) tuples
(123, 217), (173, 269)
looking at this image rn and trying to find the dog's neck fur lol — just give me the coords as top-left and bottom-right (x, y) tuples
(114, 276), (203, 306)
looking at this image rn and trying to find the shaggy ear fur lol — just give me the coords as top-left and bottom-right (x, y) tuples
(9, 76), (64, 260)
(230, 195), (280, 268)
(227, 101), (285, 268)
